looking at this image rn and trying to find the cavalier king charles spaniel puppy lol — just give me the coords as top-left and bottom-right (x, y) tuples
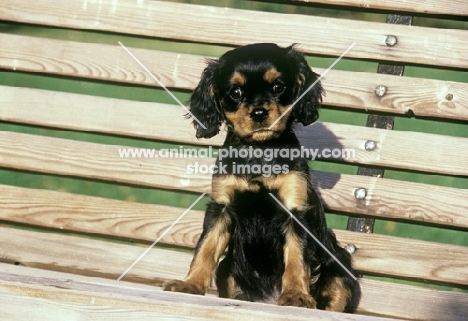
(164, 43), (356, 312)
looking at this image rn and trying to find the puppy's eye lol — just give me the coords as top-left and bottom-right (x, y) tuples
(229, 86), (243, 100)
(272, 82), (286, 94)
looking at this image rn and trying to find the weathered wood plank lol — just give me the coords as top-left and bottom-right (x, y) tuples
(0, 0), (467, 68)
(1, 234), (467, 321)
(0, 211), (466, 287)
(0, 39), (468, 120)
(0, 226), (191, 285)
(0, 264), (411, 321)
(1, 35), (467, 121)
(1, 292), (215, 321)
(2, 120), (467, 181)
(355, 278), (468, 320)
(289, 0), (468, 16)
(296, 122), (468, 176)
(0, 131), (212, 193)
(0, 184), (205, 248)
(0, 180), (466, 256)
(0, 1), (466, 320)
(0, 33), (203, 91)
(311, 172), (468, 229)
(0, 85), (224, 147)
(334, 229), (468, 287)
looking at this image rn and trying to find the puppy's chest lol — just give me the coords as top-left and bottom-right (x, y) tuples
(226, 188), (287, 272)
(216, 150), (298, 174)
(227, 187), (287, 233)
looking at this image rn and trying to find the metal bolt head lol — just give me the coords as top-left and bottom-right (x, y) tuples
(354, 188), (367, 199)
(364, 140), (376, 151)
(364, 224), (373, 233)
(344, 244), (356, 255)
(374, 85), (387, 97)
(385, 35), (397, 46)
(445, 93), (453, 101)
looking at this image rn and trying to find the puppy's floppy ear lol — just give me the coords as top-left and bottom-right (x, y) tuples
(189, 59), (223, 139)
(287, 46), (323, 126)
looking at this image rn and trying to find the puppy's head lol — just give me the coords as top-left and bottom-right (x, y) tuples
(190, 43), (323, 142)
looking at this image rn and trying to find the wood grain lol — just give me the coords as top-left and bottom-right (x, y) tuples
(1, 236), (467, 321)
(334, 229), (468, 287)
(1, 1), (467, 319)
(0, 226), (192, 285)
(0, 192), (466, 287)
(2, 119), (467, 179)
(0, 85), (225, 147)
(0, 131), (213, 193)
(0, 184), (205, 249)
(1, 175), (466, 256)
(355, 278), (468, 320)
(290, 0), (468, 16)
(0, 263), (426, 321)
(1, 34), (468, 121)
(311, 172), (468, 229)
(295, 122), (468, 176)
(0, 0), (467, 68)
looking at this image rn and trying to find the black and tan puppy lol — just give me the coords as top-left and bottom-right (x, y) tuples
(164, 43), (356, 312)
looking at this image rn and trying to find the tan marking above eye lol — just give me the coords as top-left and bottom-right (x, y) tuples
(264, 68), (282, 83)
(230, 71), (247, 86)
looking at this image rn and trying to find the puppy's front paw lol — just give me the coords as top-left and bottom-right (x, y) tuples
(278, 290), (317, 308)
(163, 279), (205, 295)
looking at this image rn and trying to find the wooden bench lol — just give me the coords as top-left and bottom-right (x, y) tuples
(0, 0), (467, 320)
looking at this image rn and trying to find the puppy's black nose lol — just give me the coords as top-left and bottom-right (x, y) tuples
(250, 108), (268, 123)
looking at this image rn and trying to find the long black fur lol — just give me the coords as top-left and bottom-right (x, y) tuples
(166, 43), (356, 311)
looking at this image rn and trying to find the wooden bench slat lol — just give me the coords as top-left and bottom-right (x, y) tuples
(0, 131), (212, 193)
(0, 184), (204, 248)
(2, 40), (467, 122)
(0, 34), (203, 91)
(1, 174), (467, 257)
(296, 122), (468, 176)
(2, 117), (467, 178)
(0, 1), (467, 68)
(0, 226), (190, 285)
(1, 41), (468, 120)
(355, 277), (468, 320)
(0, 263), (424, 321)
(1, 0), (467, 319)
(335, 230), (468, 287)
(1, 86), (466, 176)
(1, 130), (467, 223)
(0, 231), (466, 321)
(322, 70), (468, 121)
(0, 85), (221, 147)
(289, 0), (468, 16)
(0, 293), (216, 321)
(311, 172), (468, 229)
(0, 185), (466, 287)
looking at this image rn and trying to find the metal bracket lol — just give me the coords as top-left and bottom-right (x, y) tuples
(346, 14), (413, 234)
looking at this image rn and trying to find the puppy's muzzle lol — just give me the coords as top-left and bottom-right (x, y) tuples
(250, 108), (269, 123)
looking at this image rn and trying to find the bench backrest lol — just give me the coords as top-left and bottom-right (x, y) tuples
(0, 1), (467, 320)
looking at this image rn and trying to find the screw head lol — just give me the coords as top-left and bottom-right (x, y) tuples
(364, 140), (376, 151)
(374, 85), (387, 97)
(445, 93), (453, 101)
(385, 35), (397, 46)
(354, 188), (367, 199)
(344, 244), (356, 255)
